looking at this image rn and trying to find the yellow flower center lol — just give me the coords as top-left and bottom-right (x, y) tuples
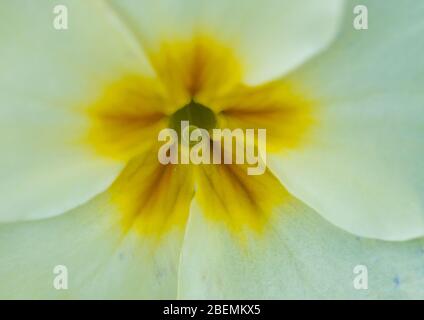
(85, 35), (313, 240)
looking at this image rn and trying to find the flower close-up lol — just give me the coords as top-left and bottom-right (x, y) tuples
(0, 0), (423, 299)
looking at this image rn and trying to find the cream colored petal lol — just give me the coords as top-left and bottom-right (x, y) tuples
(0, 143), (196, 298)
(178, 198), (424, 299)
(108, 0), (344, 84)
(269, 0), (424, 240)
(0, 191), (184, 299)
(0, 0), (154, 221)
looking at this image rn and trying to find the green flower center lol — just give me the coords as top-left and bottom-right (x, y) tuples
(170, 100), (217, 133)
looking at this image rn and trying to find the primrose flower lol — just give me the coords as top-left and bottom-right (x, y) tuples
(0, 0), (424, 299)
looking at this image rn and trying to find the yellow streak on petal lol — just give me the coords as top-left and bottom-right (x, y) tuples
(148, 35), (244, 109)
(85, 75), (171, 161)
(215, 81), (314, 153)
(110, 149), (195, 237)
(194, 162), (290, 241)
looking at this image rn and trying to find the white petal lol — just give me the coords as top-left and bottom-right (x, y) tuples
(0, 0), (153, 221)
(109, 0), (345, 84)
(179, 198), (424, 299)
(269, 0), (424, 240)
(0, 192), (182, 299)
